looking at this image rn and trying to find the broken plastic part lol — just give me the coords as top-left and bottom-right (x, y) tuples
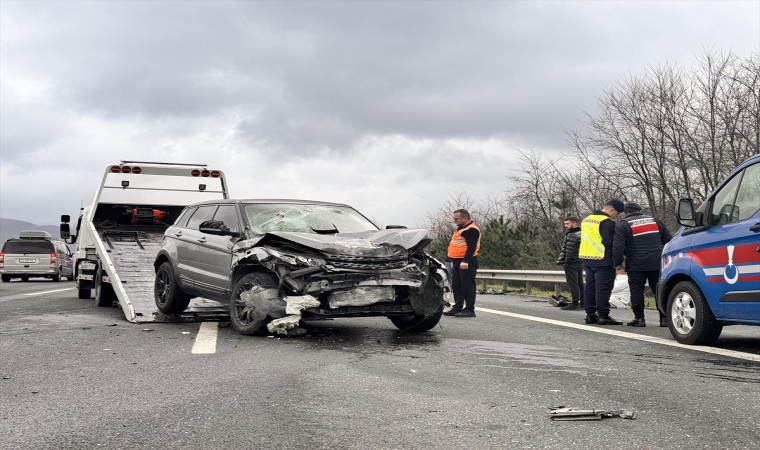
(329, 286), (395, 308)
(267, 315), (302, 335)
(546, 407), (636, 421)
(283, 295), (321, 315)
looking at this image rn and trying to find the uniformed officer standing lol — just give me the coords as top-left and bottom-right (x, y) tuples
(579, 199), (625, 325)
(612, 202), (672, 327)
(443, 209), (481, 318)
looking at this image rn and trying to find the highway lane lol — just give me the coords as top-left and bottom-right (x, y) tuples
(2, 283), (759, 449)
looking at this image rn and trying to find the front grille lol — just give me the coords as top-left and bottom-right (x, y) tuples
(325, 253), (408, 270)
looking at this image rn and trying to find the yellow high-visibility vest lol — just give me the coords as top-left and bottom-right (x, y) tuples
(579, 214), (611, 260)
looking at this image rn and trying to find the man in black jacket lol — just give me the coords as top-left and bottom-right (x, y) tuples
(557, 217), (584, 310)
(613, 202), (672, 327)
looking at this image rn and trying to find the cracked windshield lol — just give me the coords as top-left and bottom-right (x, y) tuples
(244, 204), (379, 235)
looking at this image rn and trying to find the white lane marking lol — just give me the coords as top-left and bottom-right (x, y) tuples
(24, 288), (76, 296)
(475, 307), (760, 363)
(191, 322), (219, 354)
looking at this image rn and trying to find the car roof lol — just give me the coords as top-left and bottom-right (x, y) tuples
(185, 199), (352, 208)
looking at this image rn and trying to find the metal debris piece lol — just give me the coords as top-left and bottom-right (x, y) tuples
(547, 407), (636, 421)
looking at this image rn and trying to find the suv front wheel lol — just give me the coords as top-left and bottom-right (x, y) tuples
(230, 272), (279, 336)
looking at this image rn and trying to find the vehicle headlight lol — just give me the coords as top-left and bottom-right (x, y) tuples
(266, 248), (325, 267)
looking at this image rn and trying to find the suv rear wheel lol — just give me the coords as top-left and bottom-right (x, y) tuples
(230, 272), (278, 336)
(154, 262), (192, 314)
(667, 281), (723, 345)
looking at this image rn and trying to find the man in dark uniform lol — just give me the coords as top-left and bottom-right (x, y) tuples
(613, 202), (672, 327)
(579, 199), (625, 325)
(557, 217), (584, 310)
(443, 209), (481, 318)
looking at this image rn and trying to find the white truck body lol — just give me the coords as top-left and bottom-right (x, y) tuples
(68, 161), (230, 322)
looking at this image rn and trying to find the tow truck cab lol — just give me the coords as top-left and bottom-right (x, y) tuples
(657, 154), (760, 345)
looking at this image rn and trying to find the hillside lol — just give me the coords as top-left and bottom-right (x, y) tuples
(1, 218), (61, 244)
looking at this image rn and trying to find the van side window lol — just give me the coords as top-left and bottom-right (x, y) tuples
(734, 163), (760, 222)
(708, 170), (743, 226)
(212, 205), (240, 232)
(186, 205), (218, 230)
(175, 207), (196, 228)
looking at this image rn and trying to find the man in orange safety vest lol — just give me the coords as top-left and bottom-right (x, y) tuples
(443, 209), (481, 318)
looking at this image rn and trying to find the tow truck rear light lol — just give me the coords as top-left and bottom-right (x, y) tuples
(132, 166), (142, 174)
(201, 169), (210, 177)
(191, 169), (200, 177)
(122, 166), (132, 173)
(211, 170), (220, 178)
(111, 165), (121, 173)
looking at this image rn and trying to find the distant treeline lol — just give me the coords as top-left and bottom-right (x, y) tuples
(424, 49), (759, 269)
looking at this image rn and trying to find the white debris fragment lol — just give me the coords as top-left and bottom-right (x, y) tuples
(283, 295), (321, 314)
(267, 315), (302, 335)
(329, 286), (394, 308)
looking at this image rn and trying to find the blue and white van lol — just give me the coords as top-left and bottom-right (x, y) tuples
(657, 154), (760, 345)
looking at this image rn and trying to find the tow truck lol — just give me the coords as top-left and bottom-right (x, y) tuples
(61, 161), (231, 323)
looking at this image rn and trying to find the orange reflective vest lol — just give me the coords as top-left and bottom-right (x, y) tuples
(447, 221), (481, 259)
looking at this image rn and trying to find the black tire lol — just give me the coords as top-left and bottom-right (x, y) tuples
(1, 275), (10, 283)
(20, 276), (29, 282)
(94, 265), (117, 307)
(390, 308), (444, 332)
(154, 262), (192, 314)
(230, 272), (278, 336)
(667, 280), (723, 345)
(51, 268), (61, 282)
(78, 287), (92, 299)
(67, 276), (75, 281)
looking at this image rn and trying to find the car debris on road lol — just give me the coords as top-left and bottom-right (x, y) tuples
(547, 406), (636, 421)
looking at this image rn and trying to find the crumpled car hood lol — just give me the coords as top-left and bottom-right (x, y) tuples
(237, 228), (431, 256)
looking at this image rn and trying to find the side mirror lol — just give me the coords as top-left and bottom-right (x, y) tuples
(386, 225), (407, 229)
(199, 220), (240, 237)
(60, 223), (71, 240)
(61, 215), (70, 223)
(676, 199), (697, 227)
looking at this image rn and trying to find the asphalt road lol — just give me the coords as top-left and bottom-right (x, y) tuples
(2, 279), (760, 449)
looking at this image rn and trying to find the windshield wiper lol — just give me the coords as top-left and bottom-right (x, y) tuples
(311, 223), (339, 234)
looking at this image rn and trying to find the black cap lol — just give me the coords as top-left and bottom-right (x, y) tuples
(609, 198), (624, 213)
(624, 201), (643, 211)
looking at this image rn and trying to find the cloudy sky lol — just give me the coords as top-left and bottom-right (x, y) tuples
(1, 1), (758, 228)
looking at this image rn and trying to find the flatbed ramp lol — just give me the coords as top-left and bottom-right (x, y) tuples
(102, 230), (229, 323)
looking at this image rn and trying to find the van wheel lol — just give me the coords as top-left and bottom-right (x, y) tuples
(94, 265), (117, 307)
(21, 276), (29, 282)
(52, 268), (61, 282)
(667, 281), (723, 345)
(67, 276), (75, 281)
(78, 287), (92, 299)
(1, 275), (10, 282)
(390, 308), (444, 332)
(230, 273), (278, 335)
(154, 262), (191, 314)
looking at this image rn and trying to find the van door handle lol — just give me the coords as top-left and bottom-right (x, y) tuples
(198, 237), (207, 243)
(750, 223), (760, 231)
(174, 231), (183, 237)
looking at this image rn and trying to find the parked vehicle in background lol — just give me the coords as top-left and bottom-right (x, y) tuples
(154, 199), (452, 336)
(0, 230), (74, 282)
(657, 154), (760, 345)
(60, 161), (230, 323)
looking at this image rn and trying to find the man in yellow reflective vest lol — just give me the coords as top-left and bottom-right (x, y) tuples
(580, 199), (625, 325)
(443, 209), (481, 318)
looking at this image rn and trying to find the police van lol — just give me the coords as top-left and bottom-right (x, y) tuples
(657, 154), (760, 345)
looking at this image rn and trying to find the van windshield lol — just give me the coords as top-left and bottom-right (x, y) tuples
(3, 241), (54, 254)
(243, 204), (379, 235)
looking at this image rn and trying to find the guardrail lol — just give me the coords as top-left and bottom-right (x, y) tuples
(475, 269), (568, 295)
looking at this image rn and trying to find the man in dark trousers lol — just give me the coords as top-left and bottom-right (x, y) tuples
(579, 199), (625, 325)
(557, 216), (584, 310)
(443, 209), (481, 318)
(613, 202), (672, 327)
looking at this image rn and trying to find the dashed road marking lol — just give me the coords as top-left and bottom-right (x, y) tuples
(192, 322), (219, 354)
(24, 288), (76, 296)
(476, 306), (760, 363)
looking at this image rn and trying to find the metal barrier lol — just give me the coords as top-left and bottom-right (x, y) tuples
(475, 269), (568, 296)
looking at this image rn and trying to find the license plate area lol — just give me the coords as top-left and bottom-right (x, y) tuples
(18, 259), (36, 263)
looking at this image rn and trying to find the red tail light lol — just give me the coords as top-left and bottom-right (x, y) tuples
(122, 166), (132, 173)
(201, 169), (210, 177)
(111, 165), (121, 173)
(50, 252), (56, 266)
(0, 252), (4, 263)
(191, 169), (200, 177)
(211, 170), (220, 178)
(132, 166), (142, 174)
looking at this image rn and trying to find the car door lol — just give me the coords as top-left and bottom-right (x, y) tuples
(193, 204), (241, 297)
(180, 205), (218, 294)
(691, 161), (760, 320)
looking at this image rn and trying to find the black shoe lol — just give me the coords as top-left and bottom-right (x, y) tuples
(660, 318), (668, 327)
(455, 310), (476, 318)
(597, 315), (623, 325)
(443, 309), (460, 316)
(627, 317), (646, 327)
(561, 303), (580, 310)
(585, 314), (598, 324)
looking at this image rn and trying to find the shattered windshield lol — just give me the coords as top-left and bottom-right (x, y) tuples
(243, 204), (379, 235)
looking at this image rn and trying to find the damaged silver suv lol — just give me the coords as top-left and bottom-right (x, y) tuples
(153, 200), (451, 335)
